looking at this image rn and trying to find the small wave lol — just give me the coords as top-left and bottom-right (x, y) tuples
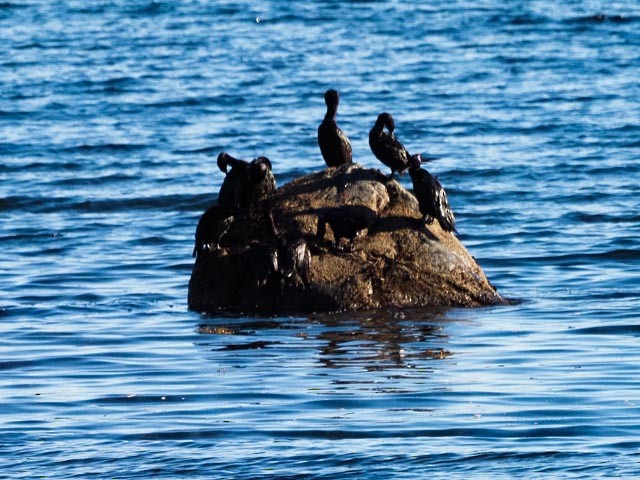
(488, 13), (549, 26)
(565, 14), (638, 24)
(0, 109), (31, 118)
(47, 173), (138, 187)
(0, 160), (83, 173)
(0, 192), (206, 213)
(539, 249), (640, 264)
(173, 146), (221, 155)
(144, 97), (217, 108)
(68, 77), (141, 93)
(570, 324), (640, 336)
(0, 360), (34, 371)
(67, 194), (205, 213)
(564, 212), (640, 224)
(62, 143), (149, 153)
(0, 2), (26, 9)
(120, 425), (607, 442)
(125, 1), (175, 17)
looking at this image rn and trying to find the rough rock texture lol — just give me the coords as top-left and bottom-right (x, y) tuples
(188, 164), (507, 315)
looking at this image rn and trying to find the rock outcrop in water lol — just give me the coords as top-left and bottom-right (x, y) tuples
(188, 164), (506, 315)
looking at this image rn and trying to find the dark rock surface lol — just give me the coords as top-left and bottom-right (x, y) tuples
(188, 164), (507, 315)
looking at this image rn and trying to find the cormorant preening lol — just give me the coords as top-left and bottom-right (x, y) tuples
(316, 205), (377, 250)
(369, 112), (413, 176)
(217, 152), (249, 208)
(408, 155), (456, 233)
(217, 153), (276, 209)
(236, 156), (276, 207)
(193, 204), (235, 258)
(318, 89), (352, 168)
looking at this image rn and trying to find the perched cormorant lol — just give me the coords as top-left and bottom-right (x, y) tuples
(193, 204), (235, 258)
(318, 89), (353, 168)
(408, 155), (456, 233)
(217, 153), (276, 209)
(316, 205), (377, 250)
(217, 152), (249, 208)
(244, 242), (279, 287)
(369, 112), (413, 176)
(268, 211), (311, 288)
(235, 156), (276, 207)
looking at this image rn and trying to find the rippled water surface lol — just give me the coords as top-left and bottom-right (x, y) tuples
(2, 1), (640, 478)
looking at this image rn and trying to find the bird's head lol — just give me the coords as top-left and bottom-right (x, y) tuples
(408, 154), (422, 171)
(217, 152), (229, 173)
(247, 156), (272, 181)
(324, 89), (339, 107)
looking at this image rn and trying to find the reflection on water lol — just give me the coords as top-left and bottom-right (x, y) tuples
(198, 308), (453, 371)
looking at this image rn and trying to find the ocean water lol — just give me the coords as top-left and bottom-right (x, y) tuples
(2, 0), (640, 477)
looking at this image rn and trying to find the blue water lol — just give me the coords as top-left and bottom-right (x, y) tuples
(2, 0), (640, 477)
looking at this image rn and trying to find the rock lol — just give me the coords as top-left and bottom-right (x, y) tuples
(188, 164), (507, 315)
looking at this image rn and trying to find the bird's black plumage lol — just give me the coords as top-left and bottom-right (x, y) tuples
(369, 112), (412, 176)
(316, 205), (377, 250)
(268, 211), (312, 288)
(408, 155), (456, 233)
(217, 153), (276, 209)
(217, 152), (249, 208)
(235, 156), (276, 207)
(193, 204), (235, 258)
(318, 89), (352, 168)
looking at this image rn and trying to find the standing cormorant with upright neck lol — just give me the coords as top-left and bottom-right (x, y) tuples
(408, 155), (456, 233)
(318, 89), (352, 168)
(369, 112), (413, 176)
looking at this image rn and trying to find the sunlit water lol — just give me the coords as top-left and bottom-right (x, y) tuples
(2, 1), (640, 478)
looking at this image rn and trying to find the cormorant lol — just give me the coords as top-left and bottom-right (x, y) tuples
(408, 155), (456, 233)
(318, 89), (353, 168)
(369, 112), (413, 176)
(193, 204), (235, 258)
(244, 242), (278, 287)
(268, 211), (311, 288)
(316, 205), (377, 250)
(235, 156), (276, 207)
(217, 152), (249, 208)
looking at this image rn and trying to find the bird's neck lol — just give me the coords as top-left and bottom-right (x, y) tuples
(324, 103), (337, 122)
(371, 119), (385, 136)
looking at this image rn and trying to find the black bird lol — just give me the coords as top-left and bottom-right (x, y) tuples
(318, 89), (352, 168)
(408, 155), (456, 233)
(236, 156), (276, 207)
(244, 242), (279, 287)
(369, 112), (413, 176)
(217, 152), (249, 208)
(193, 204), (235, 258)
(316, 205), (377, 250)
(269, 211), (311, 288)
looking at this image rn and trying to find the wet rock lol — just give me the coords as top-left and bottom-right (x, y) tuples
(188, 164), (507, 315)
